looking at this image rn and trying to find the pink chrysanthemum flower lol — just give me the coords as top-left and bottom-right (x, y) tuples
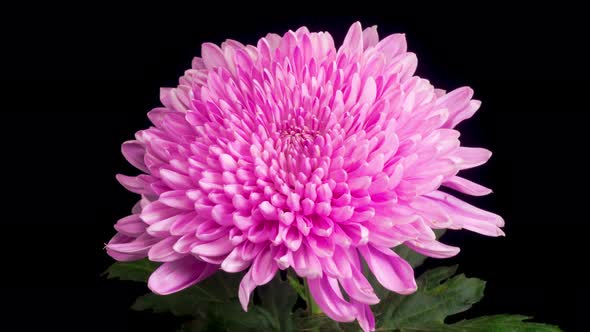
(107, 22), (503, 331)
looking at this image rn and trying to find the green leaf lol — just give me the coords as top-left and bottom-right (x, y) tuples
(218, 302), (278, 331)
(393, 245), (428, 269)
(131, 272), (297, 332)
(451, 315), (562, 332)
(293, 309), (344, 332)
(379, 266), (485, 330)
(258, 275), (298, 332)
(132, 286), (220, 316)
(178, 302), (278, 332)
(131, 271), (241, 314)
(102, 259), (158, 282)
(403, 315), (562, 331)
(287, 273), (307, 300)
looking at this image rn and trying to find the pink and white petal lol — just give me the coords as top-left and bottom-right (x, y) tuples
(362, 25), (379, 49)
(239, 268), (257, 311)
(448, 147), (492, 170)
(121, 140), (148, 173)
(448, 99), (481, 128)
(173, 233), (199, 254)
(148, 256), (217, 295)
(405, 240), (460, 258)
(159, 190), (194, 210)
(251, 245), (278, 285)
(140, 201), (179, 225)
(443, 176), (492, 196)
(308, 275), (357, 323)
(116, 174), (156, 196)
(106, 233), (159, 255)
(169, 212), (200, 236)
(148, 236), (185, 262)
(107, 248), (145, 262)
(221, 247), (252, 273)
(106, 233), (147, 261)
(320, 246), (353, 279)
(340, 266), (380, 304)
(358, 245), (417, 294)
(426, 191), (505, 236)
(353, 300), (376, 332)
(339, 22), (363, 60)
(201, 42), (228, 70)
(114, 214), (146, 237)
(289, 243), (322, 279)
(191, 236), (233, 257)
(375, 33), (407, 61)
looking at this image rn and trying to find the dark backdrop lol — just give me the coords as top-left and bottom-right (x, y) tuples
(5, 5), (587, 331)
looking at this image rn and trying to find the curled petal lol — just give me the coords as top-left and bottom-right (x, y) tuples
(148, 236), (185, 262)
(121, 140), (148, 173)
(221, 247), (252, 273)
(426, 191), (505, 236)
(289, 242), (322, 278)
(353, 301), (376, 332)
(239, 269), (257, 311)
(308, 275), (357, 322)
(106, 233), (158, 255)
(358, 245), (417, 294)
(340, 266), (380, 304)
(148, 256), (217, 295)
(191, 236), (233, 257)
(251, 245), (278, 285)
(114, 214), (146, 237)
(443, 176), (492, 196)
(405, 240), (460, 258)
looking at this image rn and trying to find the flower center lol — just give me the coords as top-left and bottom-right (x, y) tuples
(279, 126), (318, 152)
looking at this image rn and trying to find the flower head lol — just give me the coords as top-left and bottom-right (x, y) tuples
(107, 22), (503, 331)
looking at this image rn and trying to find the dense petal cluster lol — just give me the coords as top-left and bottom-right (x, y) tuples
(107, 22), (503, 331)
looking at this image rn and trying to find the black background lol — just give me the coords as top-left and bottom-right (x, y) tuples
(5, 4), (587, 331)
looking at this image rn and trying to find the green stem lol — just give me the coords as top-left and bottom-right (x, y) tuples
(303, 279), (322, 315)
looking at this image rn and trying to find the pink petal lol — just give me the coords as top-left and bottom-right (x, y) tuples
(375, 33), (407, 60)
(148, 256), (217, 295)
(239, 268), (257, 311)
(353, 301), (376, 332)
(114, 214), (146, 237)
(160, 168), (193, 190)
(251, 245), (278, 285)
(140, 201), (178, 225)
(320, 246), (353, 279)
(405, 240), (460, 258)
(172, 233), (199, 254)
(339, 22), (363, 60)
(201, 42), (228, 69)
(121, 140), (148, 173)
(148, 237), (185, 262)
(358, 245), (417, 294)
(116, 174), (155, 196)
(169, 212), (200, 236)
(340, 265), (380, 304)
(449, 147), (492, 170)
(362, 25), (379, 49)
(426, 191), (505, 236)
(196, 220), (229, 241)
(106, 233), (158, 255)
(158, 190), (194, 210)
(289, 242), (322, 278)
(221, 247), (252, 272)
(308, 275), (357, 322)
(443, 176), (492, 196)
(191, 235), (233, 257)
